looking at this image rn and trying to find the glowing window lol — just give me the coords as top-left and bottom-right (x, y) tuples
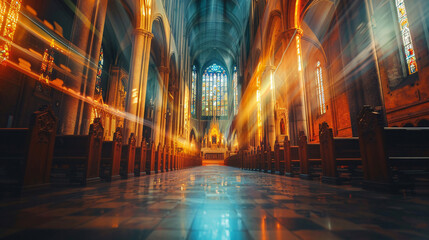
(0, 0), (22, 62)
(184, 87), (189, 135)
(95, 47), (104, 95)
(396, 0), (418, 75)
(316, 61), (326, 115)
(191, 66), (197, 116)
(202, 64), (228, 117)
(233, 66), (238, 115)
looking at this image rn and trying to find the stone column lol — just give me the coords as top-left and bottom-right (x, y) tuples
(124, 28), (153, 143)
(282, 28), (308, 143)
(263, 65), (276, 150)
(60, 0), (108, 135)
(295, 30), (309, 138)
(158, 66), (170, 146)
(170, 89), (179, 147)
(154, 66), (169, 146)
(166, 95), (175, 146)
(79, 0), (109, 135)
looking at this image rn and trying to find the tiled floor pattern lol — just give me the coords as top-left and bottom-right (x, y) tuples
(1, 166), (429, 240)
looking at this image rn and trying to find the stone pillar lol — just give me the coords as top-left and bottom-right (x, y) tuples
(158, 66), (170, 146)
(166, 99), (174, 146)
(79, 0), (109, 135)
(295, 30), (309, 138)
(282, 28), (308, 143)
(170, 89), (179, 147)
(124, 29), (153, 143)
(263, 65), (276, 150)
(60, 0), (108, 135)
(154, 66), (169, 146)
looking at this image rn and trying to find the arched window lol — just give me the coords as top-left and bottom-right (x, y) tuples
(202, 64), (228, 117)
(191, 66), (197, 116)
(395, 0), (418, 75)
(233, 66), (239, 115)
(316, 61), (326, 115)
(95, 47), (104, 95)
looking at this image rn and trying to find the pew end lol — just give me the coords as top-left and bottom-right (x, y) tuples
(0, 108), (57, 195)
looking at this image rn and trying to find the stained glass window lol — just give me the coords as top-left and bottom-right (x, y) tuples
(184, 87), (189, 135)
(95, 47), (104, 95)
(316, 61), (326, 115)
(191, 66), (197, 116)
(233, 66), (238, 115)
(396, 0), (418, 75)
(202, 64), (228, 117)
(0, 0), (22, 62)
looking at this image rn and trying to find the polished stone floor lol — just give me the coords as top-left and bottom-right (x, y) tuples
(1, 166), (429, 240)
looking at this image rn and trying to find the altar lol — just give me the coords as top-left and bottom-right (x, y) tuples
(201, 121), (228, 166)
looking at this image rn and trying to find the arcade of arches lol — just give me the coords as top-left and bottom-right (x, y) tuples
(1, 0), (429, 239)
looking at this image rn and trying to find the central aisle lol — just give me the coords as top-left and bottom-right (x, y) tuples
(2, 166), (429, 240)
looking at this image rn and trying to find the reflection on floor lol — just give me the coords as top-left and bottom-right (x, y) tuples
(1, 166), (429, 240)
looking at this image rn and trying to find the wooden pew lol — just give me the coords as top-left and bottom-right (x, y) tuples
(177, 152), (181, 170)
(248, 150), (252, 170)
(146, 142), (156, 175)
(298, 132), (322, 180)
(252, 149), (257, 171)
(284, 136), (300, 176)
(257, 146), (262, 171)
(274, 141), (281, 174)
(319, 122), (362, 185)
(120, 133), (136, 179)
(134, 140), (147, 177)
(238, 151), (243, 169)
(167, 146), (172, 171)
(155, 144), (162, 173)
(244, 151), (249, 170)
(263, 144), (269, 173)
(265, 144), (275, 174)
(0, 108), (57, 194)
(100, 127), (122, 181)
(161, 146), (167, 172)
(51, 118), (104, 185)
(172, 147), (176, 171)
(358, 106), (429, 191)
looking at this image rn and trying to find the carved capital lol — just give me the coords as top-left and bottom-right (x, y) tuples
(264, 65), (276, 72)
(134, 28), (154, 39)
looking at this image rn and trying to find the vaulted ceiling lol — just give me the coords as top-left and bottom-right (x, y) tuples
(185, 0), (251, 70)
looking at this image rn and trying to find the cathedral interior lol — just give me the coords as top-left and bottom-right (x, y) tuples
(1, 0), (429, 239)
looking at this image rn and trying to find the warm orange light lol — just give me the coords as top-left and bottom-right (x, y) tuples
(0, 0), (22, 63)
(184, 87), (189, 137)
(296, 35), (302, 71)
(295, 0), (300, 28)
